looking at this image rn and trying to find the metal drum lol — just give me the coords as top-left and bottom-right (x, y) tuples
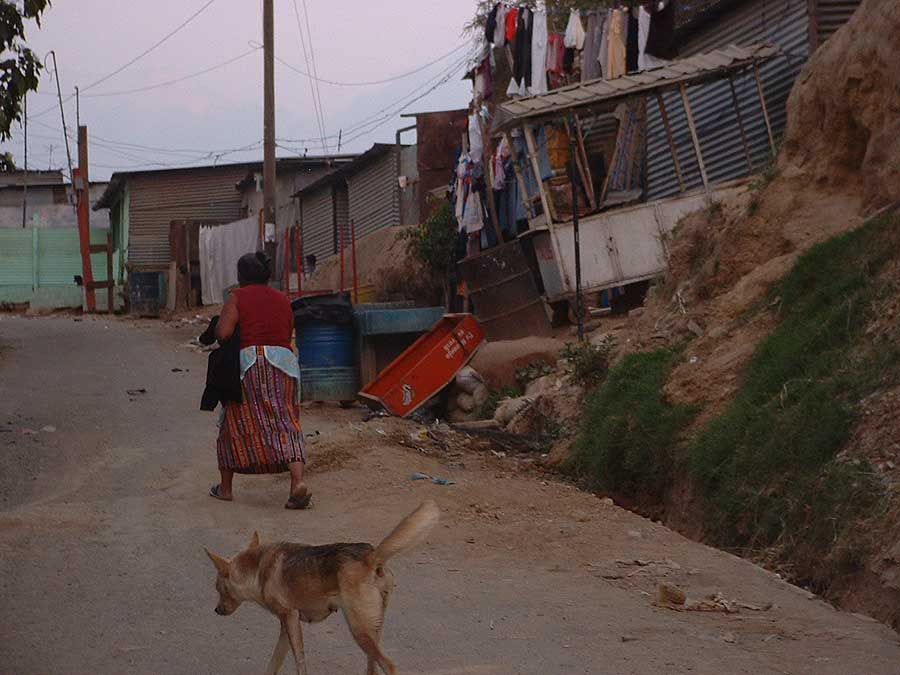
(293, 292), (359, 402)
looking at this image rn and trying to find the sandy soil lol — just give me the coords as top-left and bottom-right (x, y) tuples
(1, 315), (899, 674)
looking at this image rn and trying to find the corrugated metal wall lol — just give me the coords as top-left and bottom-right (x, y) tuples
(815, 0), (860, 44)
(646, 0), (809, 199)
(347, 150), (399, 239)
(0, 227), (118, 303)
(334, 184), (348, 252)
(300, 184), (335, 263)
(128, 166), (246, 269)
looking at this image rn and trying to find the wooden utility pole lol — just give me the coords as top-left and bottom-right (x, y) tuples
(76, 126), (96, 311)
(263, 0), (277, 254)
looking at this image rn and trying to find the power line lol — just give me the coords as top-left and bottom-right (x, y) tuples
(83, 48), (259, 98)
(275, 42), (469, 87)
(27, 0), (219, 119)
(291, 0), (329, 157)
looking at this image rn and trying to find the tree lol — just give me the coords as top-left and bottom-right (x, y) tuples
(0, 150), (16, 171)
(0, 0), (50, 141)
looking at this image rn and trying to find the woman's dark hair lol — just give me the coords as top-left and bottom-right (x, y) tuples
(237, 251), (271, 286)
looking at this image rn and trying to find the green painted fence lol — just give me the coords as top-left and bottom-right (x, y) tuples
(0, 227), (120, 308)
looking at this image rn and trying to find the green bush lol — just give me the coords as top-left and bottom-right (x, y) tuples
(560, 338), (613, 386)
(398, 201), (459, 304)
(565, 348), (696, 496)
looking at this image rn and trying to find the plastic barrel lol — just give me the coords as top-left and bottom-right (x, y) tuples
(296, 318), (358, 402)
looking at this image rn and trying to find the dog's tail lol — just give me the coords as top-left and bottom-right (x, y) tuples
(373, 500), (439, 565)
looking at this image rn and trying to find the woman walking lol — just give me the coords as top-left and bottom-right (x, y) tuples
(208, 252), (311, 509)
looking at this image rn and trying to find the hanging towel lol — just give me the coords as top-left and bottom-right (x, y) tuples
(626, 8), (639, 72)
(581, 11), (602, 81)
(606, 9), (627, 80)
(468, 112), (484, 161)
(598, 10), (610, 79)
(564, 9), (585, 50)
(646, 0), (676, 60)
(531, 9), (549, 95)
(505, 6), (519, 43)
(493, 4), (507, 46)
(485, 4), (499, 46)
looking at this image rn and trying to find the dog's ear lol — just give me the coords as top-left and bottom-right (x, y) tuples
(204, 548), (231, 577)
(249, 531), (260, 549)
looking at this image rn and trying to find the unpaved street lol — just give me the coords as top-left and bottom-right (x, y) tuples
(2, 316), (900, 674)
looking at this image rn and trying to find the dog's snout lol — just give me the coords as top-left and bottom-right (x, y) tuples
(215, 606), (225, 615)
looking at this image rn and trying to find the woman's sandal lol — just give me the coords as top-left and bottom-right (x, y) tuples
(285, 492), (313, 510)
(209, 484), (233, 502)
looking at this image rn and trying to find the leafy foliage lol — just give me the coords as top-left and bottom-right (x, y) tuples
(398, 200), (458, 305)
(0, 0), (50, 141)
(565, 348), (696, 496)
(560, 337), (613, 385)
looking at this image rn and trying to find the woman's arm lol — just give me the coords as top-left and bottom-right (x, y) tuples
(215, 293), (239, 342)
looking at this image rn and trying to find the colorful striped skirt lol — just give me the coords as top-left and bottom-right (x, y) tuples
(217, 351), (306, 474)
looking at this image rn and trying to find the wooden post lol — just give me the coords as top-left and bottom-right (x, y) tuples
(503, 132), (535, 219)
(728, 74), (754, 172)
(655, 92), (685, 193)
(296, 223), (303, 297)
(351, 218), (358, 303)
(573, 114), (596, 207)
(283, 226), (291, 294)
(106, 231), (114, 313)
(339, 220), (345, 293)
(753, 62), (777, 157)
(679, 83), (710, 194)
(522, 124), (554, 226)
(564, 118), (596, 211)
(76, 127), (96, 311)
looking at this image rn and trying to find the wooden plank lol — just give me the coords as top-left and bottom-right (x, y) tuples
(679, 83), (710, 193)
(573, 114), (596, 208)
(88, 244), (108, 254)
(753, 62), (777, 157)
(502, 131), (535, 219)
(564, 117), (595, 211)
(184, 224), (192, 308)
(106, 231), (114, 313)
(654, 92), (685, 193)
(727, 74), (754, 172)
(522, 124), (555, 226)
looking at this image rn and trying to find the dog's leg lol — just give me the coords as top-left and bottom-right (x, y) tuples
(342, 587), (396, 675)
(284, 611), (308, 675)
(265, 622), (290, 675)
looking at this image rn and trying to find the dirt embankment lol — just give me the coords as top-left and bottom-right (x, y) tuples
(577, 0), (900, 630)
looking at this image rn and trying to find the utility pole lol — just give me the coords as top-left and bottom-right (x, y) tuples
(76, 125), (96, 311)
(263, 0), (276, 258)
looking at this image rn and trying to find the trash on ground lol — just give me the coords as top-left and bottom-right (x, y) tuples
(410, 472), (456, 486)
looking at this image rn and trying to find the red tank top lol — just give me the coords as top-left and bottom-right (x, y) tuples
(232, 285), (293, 350)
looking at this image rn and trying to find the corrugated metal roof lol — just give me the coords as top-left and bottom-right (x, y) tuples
(291, 144), (400, 199)
(492, 43), (778, 132)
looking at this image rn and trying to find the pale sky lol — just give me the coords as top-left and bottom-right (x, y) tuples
(2, 0), (480, 181)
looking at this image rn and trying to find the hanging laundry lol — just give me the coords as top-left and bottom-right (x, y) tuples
(454, 154), (467, 224)
(638, 5), (668, 70)
(485, 4), (499, 46)
(493, 137), (509, 192)
(531, 9), (549, 95)
(493, 4), (507, 46)
(505, 6), (519, 43)
(474, 57), (493, 101)
(581, 11), (602, 82)
(546, 32), (566, 89)
(646, 0), (676, 60)
(626, 8), (640, 73)
(606, 9), (627, 80)
(468, 111), (484, 161)
(563, 47), (576, 74)
(460, 190), (484, 234)
(598, 9), (611, 79)
(564, 9), (585, 50)
(509, 8), (533, 97)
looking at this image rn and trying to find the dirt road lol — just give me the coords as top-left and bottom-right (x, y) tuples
(2, 316), (899, 674)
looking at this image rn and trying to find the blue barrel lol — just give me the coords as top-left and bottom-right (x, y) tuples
(293, 293), (359, 402)
(129, 272), (164, 317)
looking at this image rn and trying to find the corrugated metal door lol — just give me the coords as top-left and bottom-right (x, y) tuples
(815, 0), (861, 44)
(300, 185), (335, 262)
(128, 166), (246, 269)
(646, 0), (809, 200)
(348, 150), (398, 239)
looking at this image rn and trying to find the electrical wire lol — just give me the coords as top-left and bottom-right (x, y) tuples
(27, 0), (218, 119)
(82, 48), (259, 98)
(300, 0), (329, 157)
(290, 0), (329, 157)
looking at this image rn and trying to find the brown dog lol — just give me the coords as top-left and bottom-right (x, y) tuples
(204, 500), (439, 675)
